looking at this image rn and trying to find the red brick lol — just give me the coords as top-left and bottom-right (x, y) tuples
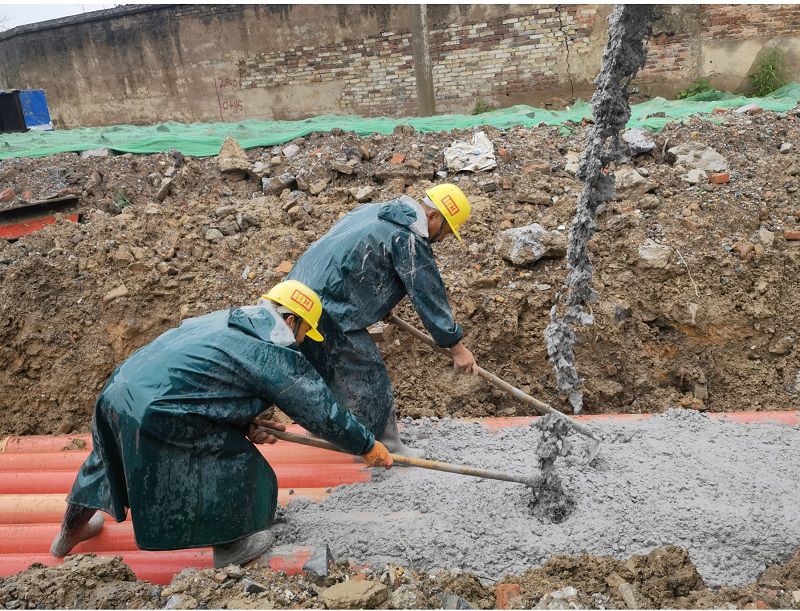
(389, 152), (406, 165)
(784, 230), (800, 241)
(276, 260), (293, 274)
(0, 188), (15, 202)
(495, 583), (521, 609)
(712, 107), (728, 115)
(708, 172), (730, 184)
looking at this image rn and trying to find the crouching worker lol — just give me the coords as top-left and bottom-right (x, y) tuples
(50, 280), (391, 568)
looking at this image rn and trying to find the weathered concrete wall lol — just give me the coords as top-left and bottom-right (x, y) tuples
(0, 4), (798, 128)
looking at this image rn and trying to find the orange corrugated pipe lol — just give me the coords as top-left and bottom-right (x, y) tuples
(0, 464), (370, 495)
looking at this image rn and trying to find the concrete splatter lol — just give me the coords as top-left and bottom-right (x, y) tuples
(528, 414), (574, 523)
(544, 5), (657, 413)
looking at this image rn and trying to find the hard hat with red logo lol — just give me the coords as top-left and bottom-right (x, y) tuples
(425, 183), (472, 241)
(262, 280), (324, 341)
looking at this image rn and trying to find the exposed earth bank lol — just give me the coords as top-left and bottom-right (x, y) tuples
(1, 108), (799, 435)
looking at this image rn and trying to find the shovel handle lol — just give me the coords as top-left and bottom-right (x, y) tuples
(387, 313), (601, 444)
(261, 427), (534, 487)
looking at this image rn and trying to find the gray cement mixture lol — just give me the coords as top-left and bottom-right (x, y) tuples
(273, 410), (800, 587)
(545, 5), (656, 413)
(528, 414), (575, 523)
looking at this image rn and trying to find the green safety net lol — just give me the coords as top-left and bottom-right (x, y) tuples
(1, 83), (798, 160)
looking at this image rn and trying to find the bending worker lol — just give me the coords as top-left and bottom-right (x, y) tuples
(50, 280), (392, 568)
(288, 183), (477, 456)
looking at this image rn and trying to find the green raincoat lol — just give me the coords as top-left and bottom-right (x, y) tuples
(67, 302), (375, 551)
(288, 198), (462, 435)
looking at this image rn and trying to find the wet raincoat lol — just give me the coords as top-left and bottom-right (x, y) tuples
(288, 198), (462, 435)
(67, 301), (375, 551)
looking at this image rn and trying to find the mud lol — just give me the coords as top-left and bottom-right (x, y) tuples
(274, 411), (800, 587)
(528, 414), (575, 523)
(1, 108), (799, 436)
(545, 5), (656, 413)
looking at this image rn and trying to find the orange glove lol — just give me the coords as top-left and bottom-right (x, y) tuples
(362, 441), (393, 469)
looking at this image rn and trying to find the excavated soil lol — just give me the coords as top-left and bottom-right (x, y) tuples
(2, 547), (799, 609)
(1, 110), (799, 435)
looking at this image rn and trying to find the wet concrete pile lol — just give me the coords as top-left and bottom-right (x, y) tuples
(274, 410), (800, 587)
(545, 5), (656, 413)
(528, 414), (575, 523)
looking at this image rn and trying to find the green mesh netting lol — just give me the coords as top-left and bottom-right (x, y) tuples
(1, 83), (798, 160)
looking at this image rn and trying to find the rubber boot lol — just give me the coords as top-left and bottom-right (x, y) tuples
(380, 406), (423, 459)
(50, 511), (105, 558)
(213, 529), (276, 569)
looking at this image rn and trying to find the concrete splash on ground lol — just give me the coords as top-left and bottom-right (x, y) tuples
(274, 410), (800, 587)
(544, 5), (656, 413)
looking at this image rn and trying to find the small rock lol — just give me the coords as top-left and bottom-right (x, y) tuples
(523, 160), (551, 174)
(0, 188), (15, 202)
(309, 178), (330, 196)
(103, 284), (129, 304)
(496, 224), (567, 266)
(769, 335), (794, 356)
(734, 103), (763, 115)
(501, 178), (513, 190)
(302, 545), (333, 578)
(616, 168), (655, 196)
(441, 592), (473, 609)
(164, 594), (198, 610)
(332, 161), (354, 175)
(276, 260), (293, 274)
(241, 577), (267, 594)
(205, 228), (224, 242)
(639, 194), (661, 210)
(622, 128), (656, 155)
(784, 230), (800, 241)
(480, 180), (497, 192)
(473, 275), (501, 289)
(791, 590), (800, 604)
(685, 169), (708, 185)
(497, 147), (511, 159)
(320, 579), (389, 609)
(668, 143), (728, 172)
(352, 185), (376, 203)
(156, 177), (173, 201)
(515, 192), (551, 206)
(733, 241), (755, 259)
(212, 572), (227, 583)
(407, 159), (422, 169)
(563, 152), (580, 175)
(270, 156), (282, 166)
(391, 584), (422, 609)
(249, 161), (270, 179)
(759, 228), (775, 247)
(70, 232), (85, 245)
(282, 143), (300, 159)
(780, 143), (793, 154)
(164, 166), (177, 178)
(536, 586), (588, 610)
(389, 152), (406, 165)
(262, 172), (296, 195)
(217, 137), (251, 173)
(391, 178), (406, 194)
(218, 220), (239, 236)
(638, 239), (672, 269)
(80, 148), (110, 158)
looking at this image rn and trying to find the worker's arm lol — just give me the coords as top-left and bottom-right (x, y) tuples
(391, 233), (463, 348)
(257, 346), (377, 456)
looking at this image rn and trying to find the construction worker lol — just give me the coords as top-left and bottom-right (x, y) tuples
(288, 184), (477, 456)
(49, 280), (392, 568)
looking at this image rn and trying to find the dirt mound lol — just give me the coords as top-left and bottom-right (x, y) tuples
(2, 547), (799, 609)
(1, 111), (799, 435)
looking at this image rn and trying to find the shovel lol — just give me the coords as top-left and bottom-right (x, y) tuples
(387, 313), (602, 461)
(261, 426), (539, 489)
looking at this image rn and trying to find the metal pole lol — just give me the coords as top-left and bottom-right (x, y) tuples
(410, 4), (436, 116)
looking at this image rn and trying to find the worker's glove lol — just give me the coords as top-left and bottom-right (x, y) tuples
(450, 342), (477, 375)
(362, 441), (393, 469)
(247, 421), (286, 445)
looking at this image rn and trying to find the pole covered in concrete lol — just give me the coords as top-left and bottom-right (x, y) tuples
(410, 4), (436, 116)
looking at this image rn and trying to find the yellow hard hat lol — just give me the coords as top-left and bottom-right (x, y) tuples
(425, 183), (471, 241)
(262, 280), (324, 342)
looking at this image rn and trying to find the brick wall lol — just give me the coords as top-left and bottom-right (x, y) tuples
(238, 6), (599, 116)
(1, 4), (798, 127)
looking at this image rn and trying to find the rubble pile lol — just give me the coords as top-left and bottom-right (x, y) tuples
(1, 108), (799, 435)
(2, 546), (799, 609)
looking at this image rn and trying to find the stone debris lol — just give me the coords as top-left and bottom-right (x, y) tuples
(216, 137), (251, 174)
(638, 238), (672, 268)
(320, 579), (389, 609)
(80, 148), (110, 159)
(496, 224), (567, 266)
(622, 128), (656, 155)
(668, 143), (728, 172)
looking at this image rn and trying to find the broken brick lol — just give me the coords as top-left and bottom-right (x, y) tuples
(523, 161), (550, 174)
(495, 584), (521, 610)
(389, 153), (406, 165)
(708, 172), (730, 184)
(502, 178), (513, 190)
(712, 108), (728, 115)
(406, 159), (421, 169)
(0, 188), (15, 202)
(784, 230), (800, 241)
(497, 147), (511, 159)
(276, 260), (293, 274)
(391, 178), (406, 194)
